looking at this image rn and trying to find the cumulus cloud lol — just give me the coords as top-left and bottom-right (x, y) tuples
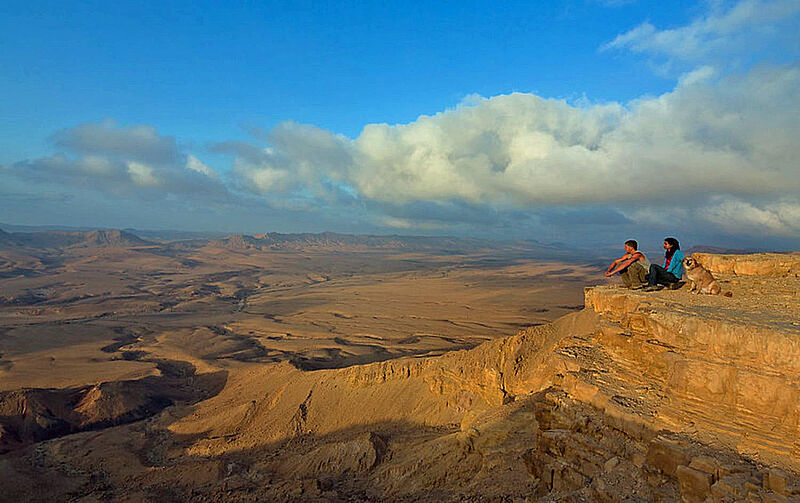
(221, 122), (355, 199)
(126, 161), (161, 187)
(221, 63), (799, 236)
(5, 120), (229, 201)
(208, 0), (799, 239)
(379, 217), (449, 230)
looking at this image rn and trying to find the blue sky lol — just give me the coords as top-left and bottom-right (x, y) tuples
(2, 0), (799, 249)
(0, 1), (679, 157)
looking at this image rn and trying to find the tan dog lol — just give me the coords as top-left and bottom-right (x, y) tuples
(683, 257), (732, 297)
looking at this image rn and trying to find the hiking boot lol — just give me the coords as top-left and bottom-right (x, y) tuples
(668, 281), (685, 290)
(630, 283), (645, 290)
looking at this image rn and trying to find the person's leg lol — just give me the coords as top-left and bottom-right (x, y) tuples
(663, 270), (681, 288)
(630, 262), (647, 286)
(648, 264), (678, 287)
(647, 264), (664, 286)
(619, 265), (633, 287)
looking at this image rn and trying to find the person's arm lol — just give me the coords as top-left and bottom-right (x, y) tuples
(667, 250), (685, 277)
(606, 255), (625, 273)
(606, 252), (641, 276)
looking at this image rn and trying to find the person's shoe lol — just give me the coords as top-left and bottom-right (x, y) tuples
(643, 285), (663, 292)
(668, 281), (685, 290)
(630, 283), (645, 290)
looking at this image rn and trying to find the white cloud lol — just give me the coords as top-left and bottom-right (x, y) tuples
(52, 119), (180, 165)
(78, 155), (115, 176)
(5, 121), (229, 201)
(229, 122), (355, 200)
(379, 217), (449, 230)
(126, 161), (161, 187)
(602, 0), (800, 64)
(185, 154), (217, 178)
(222, 0), (799, 239)
(244, 166), (292, 193)
(229, 63), (799, 212)
(698, 197), (800, 236)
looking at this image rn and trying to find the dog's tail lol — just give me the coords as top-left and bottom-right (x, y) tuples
(723, 291), (733, 297)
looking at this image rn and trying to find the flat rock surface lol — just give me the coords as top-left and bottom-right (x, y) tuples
(595, 270), (800, 333)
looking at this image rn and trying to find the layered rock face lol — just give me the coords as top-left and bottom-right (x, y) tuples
(1, 253), (799, 501)
(585, 284), (800, 471)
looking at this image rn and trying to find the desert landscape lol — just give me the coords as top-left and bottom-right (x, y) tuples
(1, 228), (799, 501)
(4, 1), (799, 501)
(0, 229), (592, 391)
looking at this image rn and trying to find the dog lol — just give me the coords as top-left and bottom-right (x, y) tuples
(683, 256), (733, 297)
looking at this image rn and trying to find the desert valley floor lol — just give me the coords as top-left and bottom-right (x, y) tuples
(0, 231), (593, 393)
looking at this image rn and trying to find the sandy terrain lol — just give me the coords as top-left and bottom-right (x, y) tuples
(0, 234), (594, 394)
(0, 231), (595, 432)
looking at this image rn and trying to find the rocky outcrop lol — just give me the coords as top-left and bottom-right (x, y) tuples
(0, 369), (226, 453)
(692, 252), (800, 276)
(585, 285), (800, 468)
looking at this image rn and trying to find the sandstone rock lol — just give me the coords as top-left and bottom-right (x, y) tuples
(766, 468), (789, 496)
(689, 455), (720, 480)
(276, 431), (387, 478)
(540, 429), (570, 457)
(604, 456), (620, 472)
(763, 493), (790, 503)
(692, 253), (800, 277)
(746, 481), (764, 493)
(711, 476), (743, 501)
(592, 477), (614, 503)
(678, 465), (713, 503)
(586, 281), (800, 472)
(646, 436), (690, 477)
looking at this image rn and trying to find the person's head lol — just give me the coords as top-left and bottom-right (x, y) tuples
(624, 240), (638, 253)
(663, 237), (680, 256)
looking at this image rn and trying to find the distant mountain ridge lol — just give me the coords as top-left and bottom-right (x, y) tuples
(0, 228), (14, 244)
(0, 229), (153, 250)
(0, 226), (586, 258)
(209, 232), (482, 251)
(204, 231), (564, 255)
(77, 230), (152, 248)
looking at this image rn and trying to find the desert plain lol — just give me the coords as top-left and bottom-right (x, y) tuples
(0, 230), (592, 391)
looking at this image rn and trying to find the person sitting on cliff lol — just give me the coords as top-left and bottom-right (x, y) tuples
(605, 240), (651, 289)
(643, 237), (685, 291)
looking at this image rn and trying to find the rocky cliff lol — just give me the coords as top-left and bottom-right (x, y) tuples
(142, 253), (800, 500)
